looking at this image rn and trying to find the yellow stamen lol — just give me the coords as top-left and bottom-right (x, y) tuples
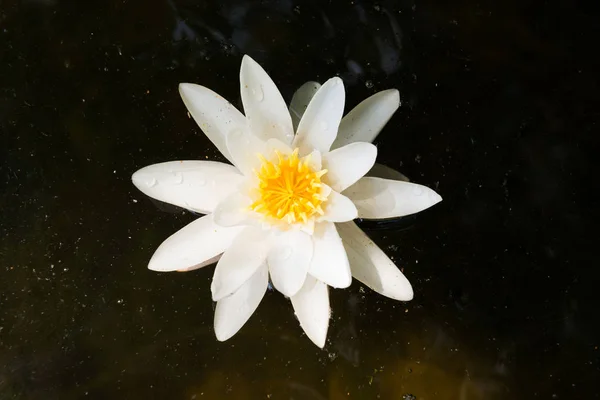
(249, 148), (328, 224)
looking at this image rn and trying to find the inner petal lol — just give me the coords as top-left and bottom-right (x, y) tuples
(250, 148), (329, 226)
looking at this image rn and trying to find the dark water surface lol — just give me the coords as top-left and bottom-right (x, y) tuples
(1, 0), (597, 398)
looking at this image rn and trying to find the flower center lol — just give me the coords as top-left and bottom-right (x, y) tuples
(250, 148), (328, 224)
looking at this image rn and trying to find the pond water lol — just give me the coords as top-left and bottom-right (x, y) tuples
(1, 0), (596, 398)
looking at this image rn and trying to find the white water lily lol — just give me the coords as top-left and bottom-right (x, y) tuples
(132, 55), (441, 348)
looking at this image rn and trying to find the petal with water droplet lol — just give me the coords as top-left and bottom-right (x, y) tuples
(179, 83), (248, 163)
(293, 77), (345, 156)
(332, 89), (400, 149)
(132, 161), (244, 213)
(290, 275), (330, 348)
(240, 55), (294, 144)
(308, 222), (351, 288)
(344, 177), (442, 219)
(268, 230), (312, 297)
(214, 263), (268, 341)
(211, 227), (269, 301)
(148, 214), (242, 272)
(336, 221), (413, 301)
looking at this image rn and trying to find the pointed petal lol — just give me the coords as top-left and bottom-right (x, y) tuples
(332, 89), (400, 149)
(179, 83), (248, 163)
(148, 214), (242, 272)
(132, 161), (244, 214)
(322, 142), (377, 192)
(240, 55), (294, 144)
(211, 227), (270, 301)
(320, 185), (358, 223)
(337, 222), (413, 301)
(308, 222), (351, 288)
(289, 81), (321, 131)
(293, 77), (345, 156)
(267, 230), (313, 297)
(214, 263), (268, 341)
(344, 177), (442, 219)
(225, 128), (267, 176)
(290, 276), (330, 348)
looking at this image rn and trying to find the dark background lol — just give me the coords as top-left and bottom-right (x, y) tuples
(1, 0), (598, 398)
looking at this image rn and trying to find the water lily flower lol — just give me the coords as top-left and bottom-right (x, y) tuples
(132, 55), (441, 348)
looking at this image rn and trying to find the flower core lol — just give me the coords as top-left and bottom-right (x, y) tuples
(250, 149), (328, 224)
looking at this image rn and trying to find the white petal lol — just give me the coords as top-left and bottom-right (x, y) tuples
(214, 263), (268, 341)
(211, 227), (269, 301)
(332, 89), (400, 149)
(290, 276), (330, 348)
(240, 55), (294, 144)
(366, 163), (409, 182)
(213, 191), (255, 227)
(132, 161), (244, 214)
(322, 142), (377, 192)
(308, 222), (351, 288)
(176, 254), (221, 272)
(293, 77), (345, 156)
(264, 137), (294, 156)
(267, 230), (313, 297)
(225, 129), (266, 176)
(179, 83), (248, 163)
(320, 185), (358, 223)
(148, 214), (242, 272)
(344, 177), (442, 219)
(304, 149), (322, 171)
(289, 81), (321, 131)
(298, 218), (315, 235)
(336, 222), (413, 301)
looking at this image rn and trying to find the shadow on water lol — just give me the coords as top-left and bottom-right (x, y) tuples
(1, 0), (598, 398)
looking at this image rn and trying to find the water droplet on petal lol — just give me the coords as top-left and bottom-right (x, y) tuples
(145, 177), (157, 187)
(252, 85), (264, 102)
(412, 185), (424, 196)
(172, 172), (183, 184)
